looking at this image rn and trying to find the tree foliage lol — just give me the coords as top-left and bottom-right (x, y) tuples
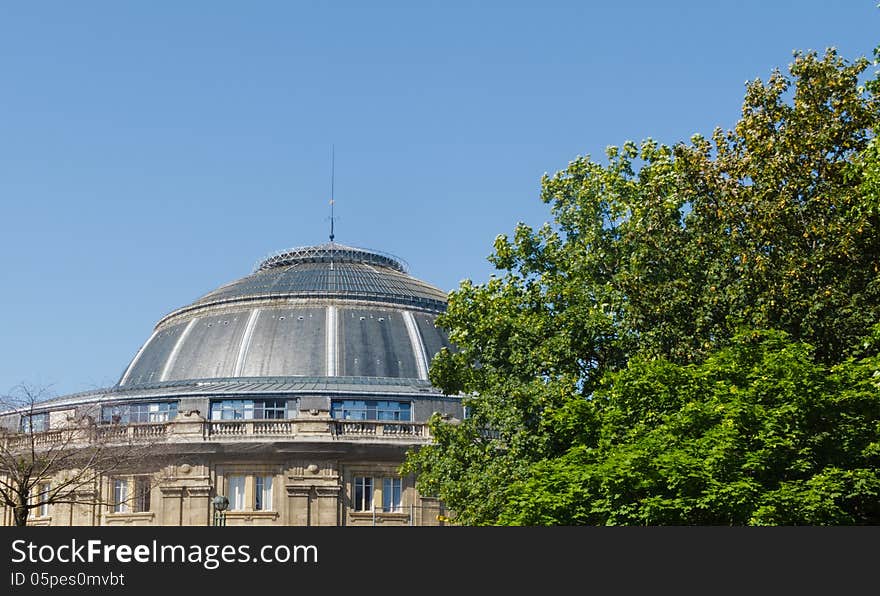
(402, 47), (880, 525)
(501, 331), (880, 525)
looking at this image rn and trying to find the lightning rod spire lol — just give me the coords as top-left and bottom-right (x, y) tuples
(329, 144), (335, 243)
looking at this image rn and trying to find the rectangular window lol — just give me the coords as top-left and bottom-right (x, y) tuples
(113, 479), (129, 513)
(331, 400), (411, 421)
(20, 413), (49, 433)
(37, 483), (51, 517)
(212, 400), (251, 420)
(101, 402), (178, 424)
(353, 476), (373, 512)
(134, 477), (151, 513)
(211, 400), (289, 421)
(254, 400), (286, 420)
(377, 401), (411, 421)
(228, 475), (246, 511)
(132, 402), (178, 423)
(254, 476), (273, 511)
(382, 477), (402, 513)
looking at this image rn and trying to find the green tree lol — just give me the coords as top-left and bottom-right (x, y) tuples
(500, 331), (880, 525)
(403, 47), (880, 525)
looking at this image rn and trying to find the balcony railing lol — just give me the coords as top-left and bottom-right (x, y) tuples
(207, 420), (296, 437)
(206, 418), (427, 439)
(334, 421), (426, 438)
(94, 423), (168, 442)
(2, 418), (431, 450)
(4, 430), (66, 450)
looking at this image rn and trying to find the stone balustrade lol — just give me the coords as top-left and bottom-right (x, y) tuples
(2, 418), (431, 449)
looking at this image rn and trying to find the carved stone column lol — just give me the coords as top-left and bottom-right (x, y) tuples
(419, 496), (443, 527)
(159, 486), (185, 526)
(314, 486), (341, 526)
(186, 485), (212, 526)
(285, 486), (312, 526)
(71, 489), (97, 526)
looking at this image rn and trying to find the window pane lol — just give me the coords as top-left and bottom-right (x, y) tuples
(20, 413), (49, 432)
(228, 476), (246, 511)
(383, 478), (402, 512)
(332, 400), (411, 421)
(147, 403), (175, 423)
(398, 402), (411, 421)
(38, 483), (51, 517)
(264, 476), (273, 510)
(35, 413), (48, 431)
(212, 400), (262, 420)
(131, 404), (146, 423)
(114, 479), (129, 513)
(102, 402), (177, 424)
(354, 476), (373, 511)
(261, 400), (286, 419)
(134, 478), (151, 513)
(102, 406), (124, 424)
(255, 476), (273, 511)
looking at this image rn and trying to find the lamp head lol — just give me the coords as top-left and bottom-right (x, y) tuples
(213, 495), (229, 512)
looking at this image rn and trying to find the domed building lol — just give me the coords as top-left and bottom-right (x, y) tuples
(1, 242), (461, 526)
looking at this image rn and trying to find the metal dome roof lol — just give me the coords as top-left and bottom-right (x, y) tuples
(255, 243), (408, 273)
(117, 243), (454, 389)
(159, 242), (448, 322)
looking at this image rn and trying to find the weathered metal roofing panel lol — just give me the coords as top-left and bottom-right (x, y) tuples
(186, 262), (447, 311)
(239, 307), (326, 377)
(415, 313), (455, 363)
(338, 308), (420, 378)
(121, 321), (188, 386)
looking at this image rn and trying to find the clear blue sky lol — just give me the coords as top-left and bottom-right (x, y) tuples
(1, 1), (878, 398)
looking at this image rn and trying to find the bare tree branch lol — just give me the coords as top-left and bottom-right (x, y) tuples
(0, 384), (172, 526)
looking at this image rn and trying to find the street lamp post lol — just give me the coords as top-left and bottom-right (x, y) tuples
(213, 495), (229, 527)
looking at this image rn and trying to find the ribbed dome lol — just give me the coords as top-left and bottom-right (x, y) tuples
(117, 243), (453, 388)
(256, 243), (407, 272)
(173, 242), (448, 318)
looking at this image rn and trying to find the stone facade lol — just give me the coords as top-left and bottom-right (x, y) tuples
(1, 405), (448, 527)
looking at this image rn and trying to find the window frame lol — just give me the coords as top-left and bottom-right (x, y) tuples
(331, 400), (411, 421)
(113, 478), (129, 513)
(20, 412), (49, 433)
(133, 477), (151, 513)
(210, 399), (290, 421)
(382, 477), (403, 513)
(101, 402), (178, 425)
(254, 476), (273, 511)
(222, 473), (276, 513)
(228, 475), (246, 511)
(36, 482), (51, 518)
(353, 476), (373, 512)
